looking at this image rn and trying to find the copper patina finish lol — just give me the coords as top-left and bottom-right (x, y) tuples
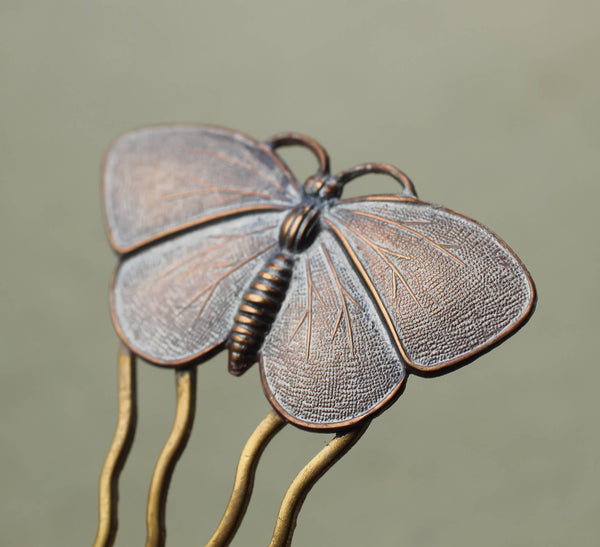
(104, 125), (536, 431)
(97, 125), (536, 546)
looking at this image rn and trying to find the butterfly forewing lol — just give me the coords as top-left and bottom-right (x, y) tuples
(260, 231), (406, 430)
(325, 196), (535, 372)
(103, 125), (300, 253)
(112, 211), (287, 366)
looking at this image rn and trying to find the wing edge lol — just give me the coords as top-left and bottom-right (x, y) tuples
(109, 263), (229, 367)
(325, 201), (537, 373)
(258, 235), (408, 431)
(102, 123), (301, 254)
(258, 359), (408, 431)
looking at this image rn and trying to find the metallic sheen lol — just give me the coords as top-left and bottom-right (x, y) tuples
(100, 125), (537, 546)
(228, 252), (294, 375)
(268, 420), (370, 547)
(93, 346), (137, 547)
(206, 411), (287, 546)
(145, 368), (197, 547)
(104, 125), (536, 431)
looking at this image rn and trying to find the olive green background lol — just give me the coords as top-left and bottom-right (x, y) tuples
(1, 2), (598, 546)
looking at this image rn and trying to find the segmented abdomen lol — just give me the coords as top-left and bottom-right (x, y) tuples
(227, 252), (294, 375)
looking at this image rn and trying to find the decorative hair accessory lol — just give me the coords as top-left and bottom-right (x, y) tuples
(94, 125), (535, 546)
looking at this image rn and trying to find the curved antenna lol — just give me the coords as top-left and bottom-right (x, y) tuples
(145, 367), (197, 547)
(335, 163), (417, 198)
(206, 411), (287, 546)
(93, 345), (137, 547)
(267, 132), (331, 177)
(269, 420), (370, 547)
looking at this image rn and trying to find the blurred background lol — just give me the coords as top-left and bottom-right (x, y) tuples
(1, 1), (598, 546)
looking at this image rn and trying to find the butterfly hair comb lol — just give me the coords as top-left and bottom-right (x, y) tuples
(93, 125), (536, 547)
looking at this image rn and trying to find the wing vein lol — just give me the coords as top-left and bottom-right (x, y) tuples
(184, 147), (288, 193)
(158, 226), (277, 281)
(333, 215), (422, 310)
(342, 209), (466, 266)
(163, 187), (273, 201)
(321, 244), (355, 356)
(305, 260), (314, 360)
(178, 243), (275, 312)
(290, 310), (308, 343)
(324, 218), (411, 365)
(330, 310), (344, 342)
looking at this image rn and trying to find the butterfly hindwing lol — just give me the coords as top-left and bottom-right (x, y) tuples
(260, 231), (406, 430)
(112, 211), (287, 366)
(103, 125), (300, 253)
(325, 196), (536, 372)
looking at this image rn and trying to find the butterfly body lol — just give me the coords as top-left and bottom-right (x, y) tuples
(104, 125), (536, 431)
(228, 251), (295, 375)
(228, 186), (337, 374)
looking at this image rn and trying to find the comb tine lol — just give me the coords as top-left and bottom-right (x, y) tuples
(145, 367), (197, 547)
(93, 346), (138, 547)
(268, 421), (370, 547)
(206, 411), (287, 546)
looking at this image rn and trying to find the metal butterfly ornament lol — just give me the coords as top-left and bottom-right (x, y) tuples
(103, 125), (536, 431)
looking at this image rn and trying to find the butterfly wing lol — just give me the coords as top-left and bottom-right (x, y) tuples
(103, 125), (300, 253)
(112, 211), (287, 366)
(324, 195), (536, 372)
(260, 231), (406, 430)
(104, 125), (301, 366)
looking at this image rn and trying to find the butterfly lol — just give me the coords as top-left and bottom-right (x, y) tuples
(103, 125), (536, 431)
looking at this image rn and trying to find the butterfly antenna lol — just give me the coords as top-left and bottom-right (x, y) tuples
(269, 420), (370, 547)
(206, 411), (287, 546)
(335, 163), (418, 198)
(146, 367), (197, 547)
(267, 132), (331, 177)
(93, 346), (137, 547)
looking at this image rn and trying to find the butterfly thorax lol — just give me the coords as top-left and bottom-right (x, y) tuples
(278, 201), (322, 252)
(227, 198), (324, 376)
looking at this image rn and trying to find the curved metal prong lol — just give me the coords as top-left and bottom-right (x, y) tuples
(145, 367), (197, 547)
(267, 132), (331, 177)
(206, 411), (287, 546)
(334, 163), (417, 197)
(269, 421), (370, 547)
(93, 345), (137, 547)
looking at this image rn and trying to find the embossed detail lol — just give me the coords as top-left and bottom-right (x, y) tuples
(327, 198), (535, 371)
(261, 232), (406, 429)
(278, 202), (321, 252)
(228, 252), (295, 376)
(103, 125), (300, 253)
(111, 212), (286, 366)
(321, 244), (361, 356)
(227, 200), (322, 374)
(105, 126), (536, 430)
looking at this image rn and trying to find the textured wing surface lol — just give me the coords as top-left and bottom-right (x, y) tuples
(112, 211), (285, 365)
(261, 231), (406, 430)
(326, 196), (536, 371)
(103, 125), (300, 253)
